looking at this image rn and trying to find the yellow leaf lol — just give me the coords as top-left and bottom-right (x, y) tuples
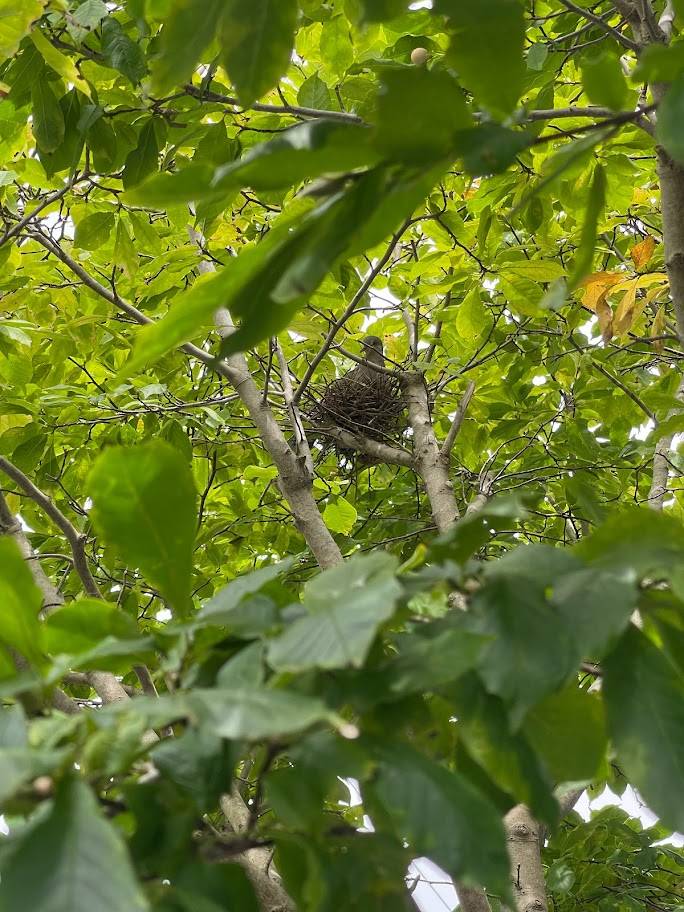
(632, 187), (650, 205)
(651, 304), (666, 353)
(580, 271), (623, 312)
(629, 235), (656, 270)
(614, 280), (642, 335)
(596, 298), (614, 342)
(31, 29), (92, 100)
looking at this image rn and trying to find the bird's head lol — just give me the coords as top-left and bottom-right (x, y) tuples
(361, 335), (384, 366)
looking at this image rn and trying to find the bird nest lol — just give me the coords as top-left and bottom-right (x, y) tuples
(307, 369), (406, 456)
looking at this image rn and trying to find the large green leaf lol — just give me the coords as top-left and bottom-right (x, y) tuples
(122, 119), (160, 189)
(0, 776), (149, 912)
(449, 675), (559, 826)
(656, 73), (684, 166)
(74, 210), (115, 251)
(191, 686), (335, 739)
(100, 17), (146, 84)
(0, 537), (44, 666)
(45, 598), (138, 655)
(375, 66), (471, 163)
(437, 0), (525, 116)
(87, 441), (196, 615)
(196, 559), (292, 627)
(31, 77), (65, 153)
(581, 51), (629, 112)
(219, 0), (298, 105)
(524, 684), (607, 782)
(151, 0), (225, 93)
(0, 0), (45, 61)
(568, 163), (606, 289)
(604, 626), (684, 832)
(267, 552), (401, 671)
(369, 743), (512, 899)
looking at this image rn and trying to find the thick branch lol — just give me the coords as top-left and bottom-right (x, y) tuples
(648, 375), (684, 509)
(402, 371), (460, 532)
(504, 805), (548, 912)
(31, 229), (342, 570)
(276, 340), (315, 477)
(312, 424), (415, 467)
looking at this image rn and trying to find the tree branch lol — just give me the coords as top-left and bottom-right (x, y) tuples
(440, 381), (475, 459)
(0, 456), (101, 599)
(402, 371), (460, 532)
(558, 0), (640, 50)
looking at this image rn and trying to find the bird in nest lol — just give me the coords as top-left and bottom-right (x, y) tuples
(306, 336), (406, 458)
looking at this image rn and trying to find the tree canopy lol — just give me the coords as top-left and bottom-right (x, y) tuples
(0, 1), (683, 911)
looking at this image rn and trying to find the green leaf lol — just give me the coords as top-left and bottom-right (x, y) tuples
(450, 675), (559, 826)
(196, 559), (293, 626)
(437, 0), (525, 116)
(319, 15), (354, 82)
(45, 598), (138, 656)
(219, 0), (298, 105)
(153, 729), (235, 812)
(369, 743), (512, 899)
(0, 776), (148, 912)
(213, 120), (377, 192)
(31, 77), (65, 154)
(71, 0), (108, 32)
(322, 495), (357, 534)
(656, 74), (684, 166)
(122, 119), (160, 189)
(100, 17), (146, 84)
(74, 210), (115, 251)
(38, 89), (84, 177)
(576, 507), (684, 577)
(0, 537), (44, 665)
(267, 552), (401, 672)
(359, 0), (407, 20)
(87, 441), (196, 615)
(151, 0), (225, 93)
(604, 626), (684, 832)
(192, 686), (335, 739)
(375, 66), (471, 164)
(114, 216), (138, 276)
(581, 51), (629, 112)
(382, 628), (488, 696)
(568, 163), (606, 289)
(30, 28), (91, 99)
(454, 123), (533, 176)
(524, 685), (607, 782)
(527, 42), (548, 71)
(0, 0), (45, 62)
(297, 72), (333, 110)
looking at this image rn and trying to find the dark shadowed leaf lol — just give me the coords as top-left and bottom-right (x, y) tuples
(369, 743), (512, 899)
(375, 66), (471, 163)
(151, 0), (225, 93)
(437, 0), (525, 116)
(581, 51), (629, 112)
(31, 77), (65, 153)
(219, 0), (298, 105)
(100, 17), (146, 84)
(122, 119), (160, 189)
(604, 626), (684, 831)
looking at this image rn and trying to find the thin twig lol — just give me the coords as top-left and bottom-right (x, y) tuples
(557, 0), (639, 50)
